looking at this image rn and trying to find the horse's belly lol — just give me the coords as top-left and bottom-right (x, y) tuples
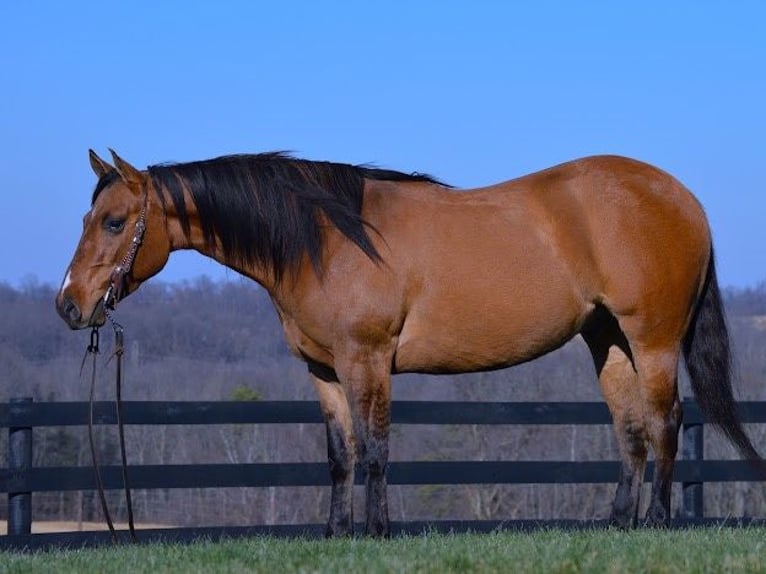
(393, 288), (591, 374)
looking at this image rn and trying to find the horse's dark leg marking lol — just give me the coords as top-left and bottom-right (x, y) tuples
(362, 413), (390, 537)
(610, 420), (647, 528)
(644, 397), (682, 527)
(324, 413), (355, 536)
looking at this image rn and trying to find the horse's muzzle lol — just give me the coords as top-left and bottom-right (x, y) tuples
(56, 295), (104, 330)
(56, 295), (82, 328)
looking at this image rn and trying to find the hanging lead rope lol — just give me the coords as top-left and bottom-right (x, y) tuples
(104, 308), (137, 543)
(82, 319), (138, 543)
(81, 327), (118, 543)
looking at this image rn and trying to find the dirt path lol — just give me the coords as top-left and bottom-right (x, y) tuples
(1, 521), (170, 534)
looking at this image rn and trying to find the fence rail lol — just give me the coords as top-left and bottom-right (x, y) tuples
(2, 398), (766, 550)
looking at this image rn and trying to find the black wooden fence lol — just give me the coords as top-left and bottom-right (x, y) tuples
(2, 398), (765, 550)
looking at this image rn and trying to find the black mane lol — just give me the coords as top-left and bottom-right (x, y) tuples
(135, 152), (446, 281)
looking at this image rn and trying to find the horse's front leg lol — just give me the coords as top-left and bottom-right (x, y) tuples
(310, 367), (356, 537)
(336, 346), (393, 538)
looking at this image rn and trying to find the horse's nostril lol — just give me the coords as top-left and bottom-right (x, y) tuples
(57, 296), (82, 325)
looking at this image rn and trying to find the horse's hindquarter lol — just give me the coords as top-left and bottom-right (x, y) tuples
(567, 156), (711, 343)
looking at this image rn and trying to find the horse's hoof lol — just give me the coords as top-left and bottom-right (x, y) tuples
(644, 507), (671, 528)
(609, 513), (636, 530)
(325, 520), (353, 538)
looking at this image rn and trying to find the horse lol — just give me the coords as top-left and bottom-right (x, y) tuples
(56, 149), (760, 536)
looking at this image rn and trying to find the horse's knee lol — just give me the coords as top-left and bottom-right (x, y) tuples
(364, 432), (389, 475)
(621, 418), (648, 458)
(651, 398), (682, 453)
(643, 381), (682, 457)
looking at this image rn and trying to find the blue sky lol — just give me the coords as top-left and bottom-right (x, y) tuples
(1, 2), (764, 288)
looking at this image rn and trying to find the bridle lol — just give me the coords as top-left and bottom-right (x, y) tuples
(84, 180), (148, 544)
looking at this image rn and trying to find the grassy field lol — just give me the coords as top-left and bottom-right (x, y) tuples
(1, 527), (765, 574)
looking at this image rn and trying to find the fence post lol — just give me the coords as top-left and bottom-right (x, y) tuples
(681, 420), (703, 519)
(8, 397), (33, 535)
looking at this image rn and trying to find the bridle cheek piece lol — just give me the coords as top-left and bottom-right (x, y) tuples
(103, 197), (147, 315)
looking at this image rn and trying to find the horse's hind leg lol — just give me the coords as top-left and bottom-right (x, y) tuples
(596, 307), (683, 528)
(630, 345), (682, 527)
(584, 317), (648, 528)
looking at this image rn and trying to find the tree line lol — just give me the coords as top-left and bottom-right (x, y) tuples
(1, 277), (765, 528)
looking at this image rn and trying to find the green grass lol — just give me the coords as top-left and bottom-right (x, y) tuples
(2, 528), (765, 574)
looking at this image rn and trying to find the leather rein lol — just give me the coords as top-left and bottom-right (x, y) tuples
(82, 185), (147, 543)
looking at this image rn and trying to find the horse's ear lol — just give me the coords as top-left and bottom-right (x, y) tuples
(89, 149), (113, 179)
(109, 148), (143, 186)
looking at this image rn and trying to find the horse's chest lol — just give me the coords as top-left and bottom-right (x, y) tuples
(279, 315), (334, 366)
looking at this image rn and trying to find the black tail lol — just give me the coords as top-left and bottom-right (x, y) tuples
(683, 248), (760, 460)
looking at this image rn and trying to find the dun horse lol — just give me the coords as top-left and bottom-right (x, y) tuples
(57, 149), (760, 536)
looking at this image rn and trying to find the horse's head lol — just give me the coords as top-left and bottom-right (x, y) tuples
(55, 149), (171, 329)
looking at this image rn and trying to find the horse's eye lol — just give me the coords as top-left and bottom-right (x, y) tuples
(104, 217), (126, 234)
